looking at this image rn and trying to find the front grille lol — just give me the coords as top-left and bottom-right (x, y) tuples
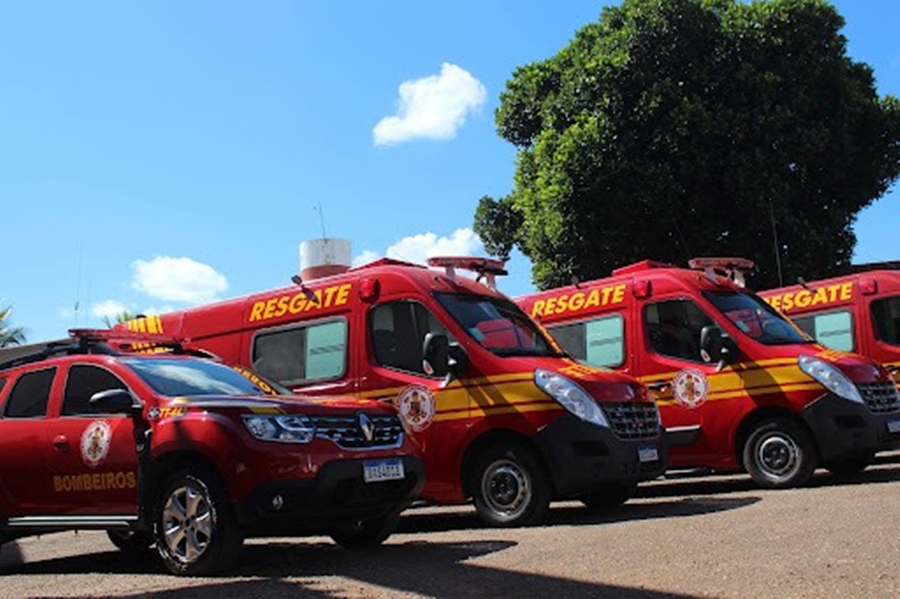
(311, 413), (404, 450)
(602, 402), (660, 440)
(857, 382), (900, 414)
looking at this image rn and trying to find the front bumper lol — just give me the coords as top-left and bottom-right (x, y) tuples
(234, 455), (425, 536)
(532, 413), (666, 499)
(801, 393), (900, 463)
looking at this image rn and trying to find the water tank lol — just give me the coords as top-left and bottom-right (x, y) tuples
(299, 238), (352, 280)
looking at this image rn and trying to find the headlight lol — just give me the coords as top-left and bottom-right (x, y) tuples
(535, 368), (608, 427)
(242, 414), (316, 443)
(798, 355), (863, 404)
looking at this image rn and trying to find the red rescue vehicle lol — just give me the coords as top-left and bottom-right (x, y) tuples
(516, 258), (900, 488)
(117, 256), (666, 526)
(759, 264), (900, 382)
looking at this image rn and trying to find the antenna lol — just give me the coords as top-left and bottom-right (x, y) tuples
(314, 202), (326, 239)
(770, 198), (784, 286)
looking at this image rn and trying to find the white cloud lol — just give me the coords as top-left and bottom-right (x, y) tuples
(373, 63), (488, 146)
(355, 228), (484, 267)
(352, 250), (380, 267)
(91, 299), (127, 319)
(131, 256), (228, 304)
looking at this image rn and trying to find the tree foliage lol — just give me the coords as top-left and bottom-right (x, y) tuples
(0, 304), (26, 348)
(102, 310), (139, 329)
(476, 0), (900, 289)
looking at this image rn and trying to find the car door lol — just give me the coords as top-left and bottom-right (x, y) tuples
(45, 363), (138, 515)
(636, 296), (724, 467)
(0, 367), (55, 515)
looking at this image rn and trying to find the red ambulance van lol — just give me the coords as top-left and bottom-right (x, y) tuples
(117, 256), (666, 526)
(516, 258), (900, 488)
(759, 265), (900, 380)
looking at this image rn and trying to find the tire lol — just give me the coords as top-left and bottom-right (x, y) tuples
(825, 451), (875, 477)
(331, 511), (401, 550)
(581, 482), (638, 511)
(107, 529), (154, 554)
(154, 467), (244, 576)
(742, 418), (816, 489)
(470, 443), (551, 527)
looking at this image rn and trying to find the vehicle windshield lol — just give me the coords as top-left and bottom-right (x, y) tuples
(435, 292), (565, 357)
(122, 357), (289, 397)
(703, 291), (811, 345)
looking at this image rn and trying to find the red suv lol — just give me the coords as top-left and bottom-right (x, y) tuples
(0, 331), (424, 575)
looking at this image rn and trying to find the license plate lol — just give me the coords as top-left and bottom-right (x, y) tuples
(363, 458), (405, 483)
(638, 445), (659, 463)
(887, 419), (900, 434)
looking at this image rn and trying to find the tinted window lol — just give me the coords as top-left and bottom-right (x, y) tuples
(792, 311), (855, 352)
(251, 319), (347, 385)
(645, 300), (715, 362)
(550, 314), (625, 368)
(704, 291), (808, 345)
(369, 301), (451, 375)
(435, 293), (561, 357)
(63, 365), (128, 416)
(4, 368), (56, 418)
(871, 295), (900, 347)
(122, 357), (280, 397)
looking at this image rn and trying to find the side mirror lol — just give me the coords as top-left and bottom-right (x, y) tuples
(448, 342), (469, 377)
(422, 333), (450, 378)
(700, 325), (736, 368)
(90, 388), (141, 415)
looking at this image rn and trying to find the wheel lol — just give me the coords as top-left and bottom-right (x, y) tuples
(107, 529), (154, 553)
(330, 511), (401, 550)
(581, 482), (637, 510)
(742, 418), (816, 489)
(470, 443), (551, 527)
(825, 451), (875, 476)
(154, 467), (244, 576)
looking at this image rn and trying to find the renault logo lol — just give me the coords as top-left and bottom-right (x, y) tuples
(358, 413), (375, 443)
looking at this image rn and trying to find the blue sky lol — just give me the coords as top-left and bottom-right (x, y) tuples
(2, 1), (898, 343)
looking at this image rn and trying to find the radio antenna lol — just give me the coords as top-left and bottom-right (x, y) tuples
(314, 202), (327, 239)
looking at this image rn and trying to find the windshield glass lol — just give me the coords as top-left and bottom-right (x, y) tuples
(435, 293), (564, 357)
(703, 291), (811, 345)
(122, 357), (289, 397)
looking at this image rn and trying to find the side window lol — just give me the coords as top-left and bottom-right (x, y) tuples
(62, 365), (128, 416)
(645, 300), (715, 362)
(792, 311), (854, 352)
(871, 296), (900, 346)
(3, 368), (56, 418)
(369, 301), (451, 375)
(251, 319), (347, 385)
(550, 314), (625, 368)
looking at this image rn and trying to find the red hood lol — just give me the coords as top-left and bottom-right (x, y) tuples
(164, 394), (398, 415)
(490, 356), (652, 403)
(801, 347), (894, 384)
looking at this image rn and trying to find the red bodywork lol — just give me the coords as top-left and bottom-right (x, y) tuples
(516, 260), (898, 472)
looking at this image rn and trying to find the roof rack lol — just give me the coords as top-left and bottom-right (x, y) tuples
(0, 329), (211, 371)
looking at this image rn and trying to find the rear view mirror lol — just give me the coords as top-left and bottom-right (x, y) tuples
(700, 325), (736, 369)
(422, 333), (450, 378)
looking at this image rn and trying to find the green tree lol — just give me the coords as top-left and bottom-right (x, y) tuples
(477, 0), (900, 289)
(0, 304), (26, 347)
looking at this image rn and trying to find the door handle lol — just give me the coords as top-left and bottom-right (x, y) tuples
(53, 434), (70, 452)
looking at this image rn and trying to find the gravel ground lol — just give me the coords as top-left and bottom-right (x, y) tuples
(3, 452), (900, 598)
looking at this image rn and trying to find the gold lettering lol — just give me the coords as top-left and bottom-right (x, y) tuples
(126, 471), (137, 488)
(600, 286), (613, 305)
(263, 298), (278, 319)
(545, 297), (557, 314)
(105, 473), (115, 489)
(248, 301), (265, 322)
(828, 284), (840, 302)
(795, 290), (812, 308)
(584, 290), (600, 309)
(555, 295), (568, 314)
(569, 292), (585, 312)
(612, 284), (626, 304)
(54, 476), (63, 492)
(840, 282), (853, 300)
(323, 285), (338, 307)
(336, 283), (352, 305)
(92, 473), (101, 490)
(274, 296), (289, 318)
(531, 300), (545, 318)
(811, 287), (828, 306)
(767, 295), (781, 310)
(782, 292), (795, 312)
(288, 293), (306, 314)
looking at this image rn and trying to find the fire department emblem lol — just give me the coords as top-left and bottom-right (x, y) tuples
(397, 386), (436, 432)
(81, 420), (112, 468)
(672, 369), (709, 409)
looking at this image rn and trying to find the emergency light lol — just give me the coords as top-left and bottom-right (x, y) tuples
(426, 256), (508, 290)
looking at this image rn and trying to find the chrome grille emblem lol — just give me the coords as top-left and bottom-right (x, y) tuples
(358, 413), (375, 443)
